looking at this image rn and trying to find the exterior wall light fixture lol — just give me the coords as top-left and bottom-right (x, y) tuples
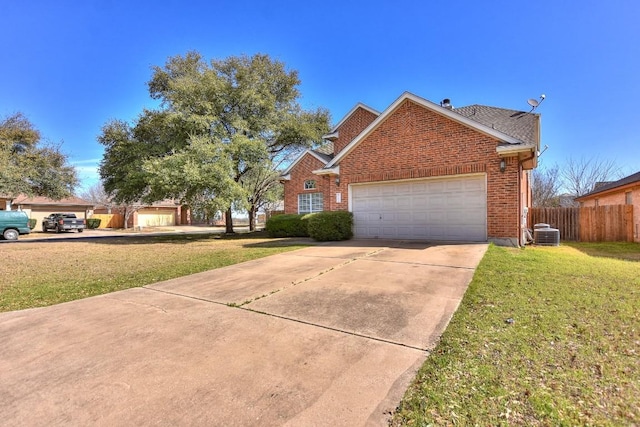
(335, 176), (341, 186)
(500, 159), (506, 173)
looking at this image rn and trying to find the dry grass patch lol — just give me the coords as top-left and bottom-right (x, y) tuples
(0, 234), (307, 312)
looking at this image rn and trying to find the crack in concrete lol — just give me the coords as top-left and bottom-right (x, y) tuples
(141, 247), (432, 352)
(236, 248), (388, 307)
(240, 305), (429, 353)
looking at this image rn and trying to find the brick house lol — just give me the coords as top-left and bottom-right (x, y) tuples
(281, 92), (541, 246)
(575, 170), (640, 242)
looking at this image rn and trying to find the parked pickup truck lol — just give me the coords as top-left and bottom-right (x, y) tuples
(42, 213), (86, 233)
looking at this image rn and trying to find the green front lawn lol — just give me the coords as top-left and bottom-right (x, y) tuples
(0, 233), (307, 312)
(392, 242), (640, 426)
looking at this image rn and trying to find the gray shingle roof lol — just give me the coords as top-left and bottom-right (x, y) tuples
(313, 141), (334, 156)
(578, 170), (640, 199)
(453, 105), (539, 145)
(310, 150), (333, 163)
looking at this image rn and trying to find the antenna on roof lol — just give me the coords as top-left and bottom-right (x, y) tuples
(527, 94), (546, 112)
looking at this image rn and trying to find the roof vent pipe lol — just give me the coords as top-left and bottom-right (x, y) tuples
(440, 99), (453, 110)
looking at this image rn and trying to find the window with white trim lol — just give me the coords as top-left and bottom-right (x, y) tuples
(626, 191), (632, 205)
(304, 180), (316, 190)
(298, 193), (323, 214)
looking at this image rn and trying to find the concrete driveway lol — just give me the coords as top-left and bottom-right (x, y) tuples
(0, 240), (487, 426)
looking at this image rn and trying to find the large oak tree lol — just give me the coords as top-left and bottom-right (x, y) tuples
(99, 52), (329, 232)
(0, 112), (77, 200)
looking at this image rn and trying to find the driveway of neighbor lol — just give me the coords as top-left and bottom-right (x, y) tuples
(0, 240), (487, 426)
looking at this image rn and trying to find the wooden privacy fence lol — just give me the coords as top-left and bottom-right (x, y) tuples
(89, 213), (124, 229)
(528, 207), (580, 241)
(528, 205), (633, 242)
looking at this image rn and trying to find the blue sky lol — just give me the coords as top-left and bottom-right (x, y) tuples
(1, 1), (639, 192)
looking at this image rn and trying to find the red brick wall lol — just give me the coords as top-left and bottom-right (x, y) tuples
(285, 99), (526, 243)
(333, 107), (379, 154)
(283, 153), (330, 214)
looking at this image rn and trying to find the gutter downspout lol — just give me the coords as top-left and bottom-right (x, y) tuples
(518, 152), (537, 246)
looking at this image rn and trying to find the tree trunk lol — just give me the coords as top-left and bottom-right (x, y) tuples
(248, 205), (256, 232)
(225, 208), (234, 234)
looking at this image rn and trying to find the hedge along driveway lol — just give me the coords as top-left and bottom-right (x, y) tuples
(265, 211), (354, 241)
(0, 233), (309, 312)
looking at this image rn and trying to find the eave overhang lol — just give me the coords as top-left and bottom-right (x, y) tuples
(575, 181), (640, 201)
(322, 131), (339, 141)
(280, 149), (331, 178)
(496, 143), (537, 156)
(312, 166), (340, 175)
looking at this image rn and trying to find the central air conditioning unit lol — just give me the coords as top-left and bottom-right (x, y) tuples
(534, 227), (560, 246)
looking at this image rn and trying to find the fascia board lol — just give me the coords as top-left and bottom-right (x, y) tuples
(280, 150), (330, 177)
(326, 92), (524, 169)
(312, 166), (340, 175)
(575, 181), (640, 201)
(322, 131), (339, 140)
(496, 143), (537, 156)
(328, 102), (380, 133)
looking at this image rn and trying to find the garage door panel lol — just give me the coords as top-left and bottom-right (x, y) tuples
(396, 197), (411, 209)
(394, 212), (411, 222)
(412, 211), (428, 222)
(351, 175), (487, 241)
(412, 182), (428, 192)
(138, 210), (176, 227)
(411, 195), (428, 208)
(382, 198), (397, 209)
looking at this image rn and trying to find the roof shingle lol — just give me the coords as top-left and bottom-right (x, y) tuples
(577, 170), (640, 199)
(453, 104), (539, 145)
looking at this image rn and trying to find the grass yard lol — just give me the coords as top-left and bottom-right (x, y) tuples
(392, 242), (640, 426)
(0, 233), (307, 312)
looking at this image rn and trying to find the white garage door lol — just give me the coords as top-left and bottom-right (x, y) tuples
(351, 175), (487, 241)
(138, 210), (176, 227)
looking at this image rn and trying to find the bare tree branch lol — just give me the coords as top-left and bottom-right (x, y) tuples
(562, 157), (622, 197)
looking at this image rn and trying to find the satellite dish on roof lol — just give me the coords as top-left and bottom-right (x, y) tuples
(527, 94), (546, 112)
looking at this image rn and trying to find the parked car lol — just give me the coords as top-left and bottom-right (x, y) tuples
(0, 210), (31, 240)
(42, 213), (86, 233)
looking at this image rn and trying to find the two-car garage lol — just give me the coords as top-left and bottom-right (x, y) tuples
(350, 174), (487, 241)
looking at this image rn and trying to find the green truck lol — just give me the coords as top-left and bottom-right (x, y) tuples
(0, 210), (31, 241)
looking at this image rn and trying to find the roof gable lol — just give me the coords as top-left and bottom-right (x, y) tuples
(326, 92), (534, 169)
(576, 170), (640, 200)
(280, 149), (332, 178)
(326, 103), (380, 135)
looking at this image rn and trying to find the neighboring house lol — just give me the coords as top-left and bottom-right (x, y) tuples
(281, 92), (541, 246)
(575, 170), (640, 242)
(1, 195), (94, 226)
(94, 200), (189, 228)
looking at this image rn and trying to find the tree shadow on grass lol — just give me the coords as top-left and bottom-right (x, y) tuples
(42, 231), (317, 247)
